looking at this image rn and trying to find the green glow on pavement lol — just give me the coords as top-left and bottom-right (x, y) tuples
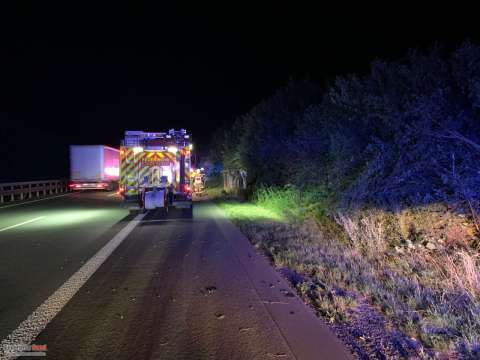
(32, 209), (123, 229)
(0, 208), (126, 233)
(220, 203), (285, 222)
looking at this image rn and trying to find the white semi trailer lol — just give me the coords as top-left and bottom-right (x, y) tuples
(69, 145), (120, 191)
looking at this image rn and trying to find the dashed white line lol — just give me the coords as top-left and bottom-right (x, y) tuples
(0, 217), (46, 233)
(0, 212), (145, 360)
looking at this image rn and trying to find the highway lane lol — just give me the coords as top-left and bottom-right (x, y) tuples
(30, 202), (351, 360)
(0, 191), (130, 341)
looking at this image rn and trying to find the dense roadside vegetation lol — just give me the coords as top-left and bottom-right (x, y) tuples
(210, 43), (480, 358)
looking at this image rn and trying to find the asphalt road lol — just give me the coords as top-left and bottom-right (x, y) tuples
(0, 192), (129, 342)
(0, 193), (351, 360)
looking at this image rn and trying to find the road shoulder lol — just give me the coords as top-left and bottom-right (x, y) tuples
(211, 203), (353, 360)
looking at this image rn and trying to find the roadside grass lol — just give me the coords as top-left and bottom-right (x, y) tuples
(220, 186), (480, 358)
(254, 185), (332, 222)
(204, 174), (225, 199)
(204, 186), (225, 199)
(221, 202), (285, 222)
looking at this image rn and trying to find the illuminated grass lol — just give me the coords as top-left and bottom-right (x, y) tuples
(220, 202), (285, 222)
(255, 185), (332, 222)
(219, 185), (330, 223)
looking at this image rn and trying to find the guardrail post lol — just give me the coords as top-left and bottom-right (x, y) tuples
(0, 180), (71, 205)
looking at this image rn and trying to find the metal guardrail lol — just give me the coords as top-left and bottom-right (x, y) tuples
(0, 180), (70, 203)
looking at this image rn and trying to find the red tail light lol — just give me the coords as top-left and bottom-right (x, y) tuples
(183, 185), (191, 193)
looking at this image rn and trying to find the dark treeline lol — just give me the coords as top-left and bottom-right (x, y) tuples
(211, 42), (480, 212)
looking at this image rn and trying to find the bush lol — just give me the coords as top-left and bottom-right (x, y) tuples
(215, 42), (480, 217)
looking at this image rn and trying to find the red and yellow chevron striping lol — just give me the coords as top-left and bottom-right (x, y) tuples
(120, 148), (178, 190)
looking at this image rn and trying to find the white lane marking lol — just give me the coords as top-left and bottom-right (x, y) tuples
(141, 218), (192, 223)
(0, 217), (46, 233)
(0, 212), (145, 360)
(0, 194), (73, 210)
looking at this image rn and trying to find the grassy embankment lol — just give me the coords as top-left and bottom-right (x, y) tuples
(215, 185), (480, 358)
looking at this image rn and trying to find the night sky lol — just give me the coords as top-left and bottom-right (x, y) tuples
(0, 3), (478, 181)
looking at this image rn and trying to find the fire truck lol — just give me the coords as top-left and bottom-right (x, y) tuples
(119, 129), (193, 212)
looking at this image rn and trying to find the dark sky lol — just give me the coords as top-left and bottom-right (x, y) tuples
(0, 3), (478, 181)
